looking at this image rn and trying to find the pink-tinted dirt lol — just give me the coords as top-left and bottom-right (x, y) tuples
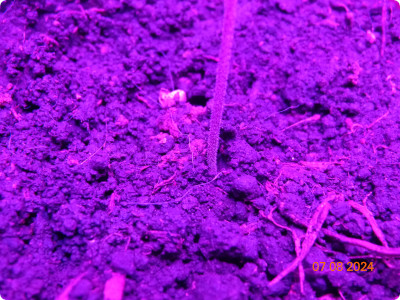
(0, 0), (400, 299)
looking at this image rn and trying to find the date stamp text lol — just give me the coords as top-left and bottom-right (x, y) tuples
(312, 262), (374, 272)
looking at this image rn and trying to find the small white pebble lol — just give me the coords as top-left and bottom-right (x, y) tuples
(366, 30), (376, 44)
(159, 88), (186, 108)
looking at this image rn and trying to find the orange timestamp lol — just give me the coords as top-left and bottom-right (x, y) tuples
(312, 261), (375, 272)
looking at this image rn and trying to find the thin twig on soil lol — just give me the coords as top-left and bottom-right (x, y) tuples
(266, 105), (300, 119)
(299, 160), (344, 170)
(10, 107), (22, 121)
(278, 207), (400, 257)
(152, 172), (177, 194)
(268, 207), (305, 294)
(132, 172), (223, 205)
(323, 230), (400, 257)
(135, 93), (154, 109)
(282, 114), (320, 132)
(79, 122), (108, 165)
(268, 199), (331, 287)
(366, 111), (389, 129)
(267, 193), (400, 288)
(348, 199), (388, 247)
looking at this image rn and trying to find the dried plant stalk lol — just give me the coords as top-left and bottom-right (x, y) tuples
(207, 0), (237, 174)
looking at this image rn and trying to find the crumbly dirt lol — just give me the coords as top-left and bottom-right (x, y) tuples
(0, 0), (399, 299)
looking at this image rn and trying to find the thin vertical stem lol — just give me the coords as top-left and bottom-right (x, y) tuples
(381, 0), (387, 56)
(207, 0), (237, 175)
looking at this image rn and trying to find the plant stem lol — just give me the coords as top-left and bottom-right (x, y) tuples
(207, 0), (237, 175)
(381, 0), (387, 56)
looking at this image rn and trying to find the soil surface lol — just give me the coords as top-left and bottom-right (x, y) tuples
(1, 0), (400, 299)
